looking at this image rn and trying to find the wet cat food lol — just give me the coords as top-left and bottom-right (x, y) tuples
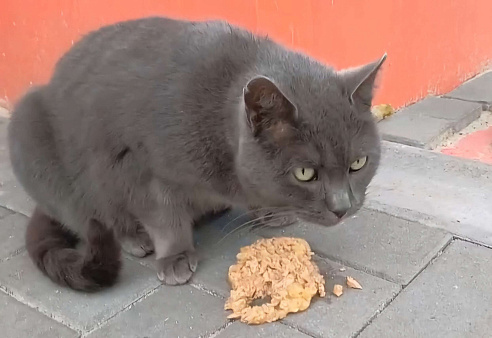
(332, 284), (344, 297)
(225, 237), (325, 324)
(346, 276), (362, 289)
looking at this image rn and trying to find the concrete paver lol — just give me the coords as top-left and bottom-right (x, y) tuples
(0, 117), (35, 216)
(87, 285), (227, 338)
(0, 291), (78, 338)
(260, 209), (452, 285)
(0, 212), (28, 260)
(378, 97), (482, 149)
(379, 113), (453, 149)
(0, 206), (12, 219)
(368, 141), (492, 246)
(282, 257), (400, 338)
(359, 241), (492, 338)
(0, 173), (34, 216)
(216, 322), (312, 337)
(0, 253), (161, 333)
(446, 71), (492, 105)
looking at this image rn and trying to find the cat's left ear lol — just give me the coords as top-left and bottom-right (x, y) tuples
(340, 53), (387, 108)
(243, 76), (298, 141)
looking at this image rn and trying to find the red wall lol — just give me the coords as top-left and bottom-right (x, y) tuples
(1, 0), (492, 108)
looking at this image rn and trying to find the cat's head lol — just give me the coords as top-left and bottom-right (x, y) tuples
(236, 54), (386, 226)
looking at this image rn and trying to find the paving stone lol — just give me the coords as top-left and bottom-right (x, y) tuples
(446, 71), (492, 104)
(281, 256), (400, 338)
(367, 141), (492, 246)
(0, 173), (35, 216)
(0, 291), (78, 338)
(0, 206), (12, 219)
(378, 97), (481, 149)
(0, 159), (34, 216)
(216, 322), (311, 337)
(260, 209), (452, 285)
(0, 253), (161, 333)
(379, 113), (452, 148)
(360, 241), (492, 338)
(0, 117), (35, 216)
(87, 285), (227, 338)
(0, 212), (28, 260)
(415, 97), (481, 123)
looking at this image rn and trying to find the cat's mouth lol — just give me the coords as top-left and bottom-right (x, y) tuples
(297, 211), (342, 227)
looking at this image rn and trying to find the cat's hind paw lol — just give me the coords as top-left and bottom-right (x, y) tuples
(120, 228), (155, 258)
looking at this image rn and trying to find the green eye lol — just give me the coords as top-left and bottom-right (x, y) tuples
(350, 156), (368, 172)
(293, 168), (317, 182)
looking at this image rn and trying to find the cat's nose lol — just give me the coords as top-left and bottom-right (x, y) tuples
(329, 191), (352, 219)
(333, 210), (348, 219)
(324, 176), (354, 220)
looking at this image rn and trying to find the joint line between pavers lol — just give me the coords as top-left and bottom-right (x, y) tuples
(279, 320), (320, 338)
(427, 127), (455, 150)
(313, 253), (399, 285)
(380, 135), (425, 149)
(364, 203), (431, 225)
(0, 205), (29, 218)
(351, 284), (403, 338)
(451, 235), (492, 250)
(0, 246), (26, 263)
(189, 282), (226, 300)
(366, 203), (492, 250)
(364, 203), (452, 235)
(0, 207), (14, 220)
(352, 237), (454, 337)
(440, 94), (490, 106)
(0, 283), (81, 333)
(200, 320), (233, 338)
(401, 235), (454, 288)
(81, 283), (162, 337)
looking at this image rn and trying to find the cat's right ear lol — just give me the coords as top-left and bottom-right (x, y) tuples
(243, 76), (297, 140)
(339, 53), (387, 108)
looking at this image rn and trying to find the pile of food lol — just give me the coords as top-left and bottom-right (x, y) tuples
(225, 237), (326, 324)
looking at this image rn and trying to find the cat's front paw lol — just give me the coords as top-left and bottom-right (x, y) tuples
(156, 251), (197, 285)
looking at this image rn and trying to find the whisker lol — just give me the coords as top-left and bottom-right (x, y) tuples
(215, 211), (300, 246)
(220, 206), (297, 232)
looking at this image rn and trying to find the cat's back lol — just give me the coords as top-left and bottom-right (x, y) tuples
(49, 17), (258, 91)
(44, 16), (261, 135)
(36, 17), (263, 176)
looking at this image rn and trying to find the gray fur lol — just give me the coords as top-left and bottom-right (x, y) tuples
(8, 17), (384, 286)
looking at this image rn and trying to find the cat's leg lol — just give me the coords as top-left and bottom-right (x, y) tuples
(138, 206), (197, 285)
(100, 207), (154, 258)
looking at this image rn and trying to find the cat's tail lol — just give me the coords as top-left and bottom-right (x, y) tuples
(25, 207), (122, 291)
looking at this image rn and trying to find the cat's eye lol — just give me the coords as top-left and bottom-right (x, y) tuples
(350, 156), (368, 172)
(293, 168), (317, 182)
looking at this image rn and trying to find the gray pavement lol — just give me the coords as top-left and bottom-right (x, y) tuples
(1, 74), (492, 338)
(378, 70), (492, 149)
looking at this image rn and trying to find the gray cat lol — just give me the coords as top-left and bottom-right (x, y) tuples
(8, 17), (385, 291)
